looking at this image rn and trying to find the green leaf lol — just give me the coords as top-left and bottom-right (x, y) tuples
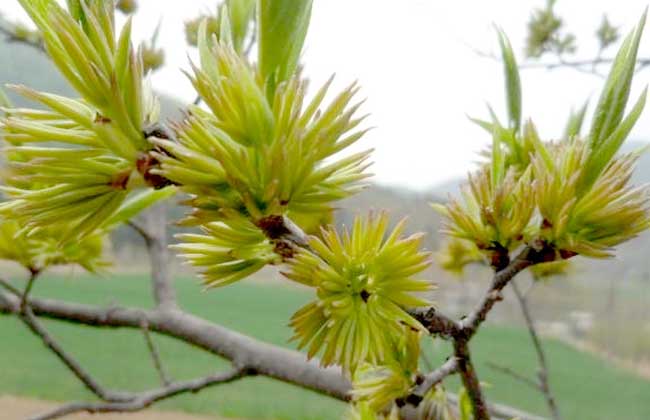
(583, 87), (647, 189)
(563, 99), (589, 139)
(197, 19), (220, 81)
(588, 9), (647, 149)
(66, 0), (85, 22)
(103, 186), (177, 228)
(468, 115), (493, 134)
(0, 86), (12, 109)
(496, 27), (522, 131)
(491, 124), (506, 189)
(227, 0), (255, 52)
(219, 5), (234, 48)
(258, 0), (313, 97)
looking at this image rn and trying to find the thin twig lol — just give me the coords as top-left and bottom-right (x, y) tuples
(20, 269), (39, 312)
(454, 338), (489, 420)
(410, 357), (459, 403)
(127, 220), (153, 245)
(0, 277), (131, 402)
(512, 280), (562, 420)
(140, 318), (172, 386)
(20, 305), (133, 402)
(486, 361), (541, 391)
(29, 367), (248, 420)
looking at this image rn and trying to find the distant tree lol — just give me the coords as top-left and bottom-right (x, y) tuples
(0, 1), (648, 420)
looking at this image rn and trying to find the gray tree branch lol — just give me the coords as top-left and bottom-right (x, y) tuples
(0, 289), (352, 400)
(0, 279), (132, 403)
(0, 288), (547, 420)
(29, 367), (248, 420)
(486, 361), (541, 391)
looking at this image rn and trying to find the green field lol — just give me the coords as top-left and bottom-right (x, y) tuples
(1, 273), (649, 419)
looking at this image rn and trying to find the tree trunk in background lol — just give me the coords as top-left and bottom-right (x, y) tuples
(145, 203), (178, 311)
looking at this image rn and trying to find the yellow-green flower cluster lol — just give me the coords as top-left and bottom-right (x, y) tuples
(417, 385), (455, 420)
(172, 212), (280, 288)
(154, 36), (370, 225)
(438, 14), (650, 267)
(433, 165), (535, 254)
(533, 138), (650, 257)
(435, 237), (484, 275)
(184, 0), (255, 54)
(0, 219), (108, 272)
(350, 330), (421, 411)
(285, 214), (432, 371)
(157, 13), (370, 285)
(0, 0), (163, 242)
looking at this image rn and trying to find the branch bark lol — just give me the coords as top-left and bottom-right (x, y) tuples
(0, 290), (351, 400)
(29, 367), (248, 420)
(406, 243), (558, 419)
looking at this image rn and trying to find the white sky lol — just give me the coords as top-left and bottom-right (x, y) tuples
(3, 0), (650, 190)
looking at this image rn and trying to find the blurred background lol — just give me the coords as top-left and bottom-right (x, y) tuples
(1, 1), (649, 419)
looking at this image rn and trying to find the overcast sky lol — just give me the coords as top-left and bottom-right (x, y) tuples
(3, 0), (650, 190)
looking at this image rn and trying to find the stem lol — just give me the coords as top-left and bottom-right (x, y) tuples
(141, 319), (172, 386)
(512, 279), (562, 420)
(20, 269), (40, 312)
(454, 339), (489, 420)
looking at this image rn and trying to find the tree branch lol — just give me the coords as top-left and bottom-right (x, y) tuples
(0, 279), (132, 403)
(0, 289), (351, 400)
(454, 338), (489, 420)
(0, 287), (546, 420)
(486, 361), (541, 391)
(29, 367), (248, 420)
(140, 318), (172, 386)
(512, 280), (562, 420)
(127, 220), (153, 245)
(459, 243), (555, 336)
(408, 356), (459, 404)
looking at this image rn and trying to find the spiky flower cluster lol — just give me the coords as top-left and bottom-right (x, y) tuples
(0, 219), (108, 272)
(184, 0), (255, 54)
(533, 138), (650, 257)
(172, 213), (279, 288)
(435, 237), (483, 275)
(350, 329), (421, 411)
(285, 214), (432, 371)
(434, 165), (535, 255)
(156, 36), (369, 221)
(156, 13), (370, 285)
(0, 0), (165, 242)
(436, 14), (650, 272)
